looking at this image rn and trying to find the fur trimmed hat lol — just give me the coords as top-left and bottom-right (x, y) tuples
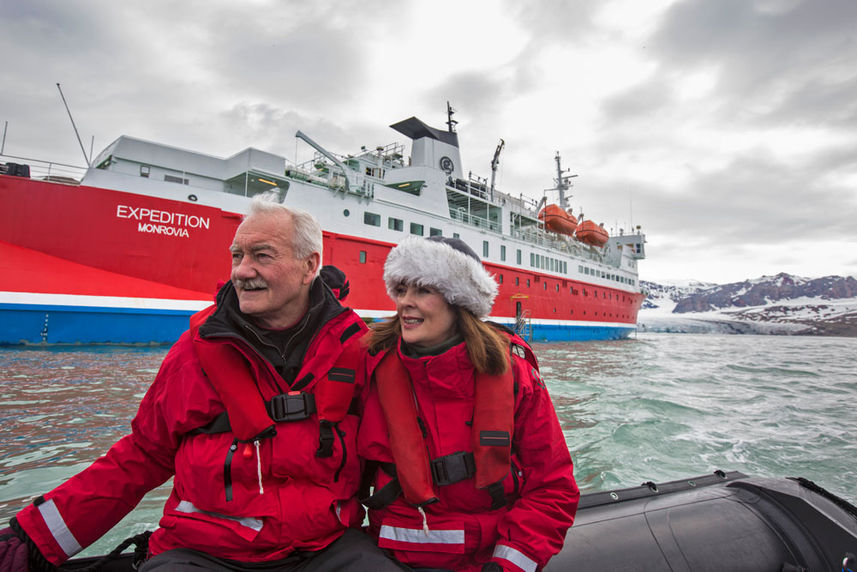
(383, 236), (498, 318)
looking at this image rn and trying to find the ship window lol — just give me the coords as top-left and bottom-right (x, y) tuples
(530, 253), (535, 267)
(556, 284), (559, 292)
(515, 277), (520, 286)
(579, 265), (583, 273)
(140, 165), (150, 178)
(364, 212), (381, 226)
(359, 251), (367, 264)
(499, 274), (503, 284)
(483, 241), (489, 258)
(517, 249), (522, 265)
(543, 282), (547, 290)
(164, 174), (189, 185)
(500, 245), (506, 262)
(526, 279), (530, 287)
(388, 217), (403, 231)
(430, 227), (442, 236)
(410, 222), (424, 236)
(454, 233), (460, 238)
(343, 209), (350, 217)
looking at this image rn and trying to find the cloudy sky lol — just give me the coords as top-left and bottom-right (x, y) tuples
(2, 0), (856, 283)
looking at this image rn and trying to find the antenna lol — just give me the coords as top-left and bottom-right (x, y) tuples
(547, 152), (577, 210)
(446, 101), (458, 133)
(56, 83), (90, 166)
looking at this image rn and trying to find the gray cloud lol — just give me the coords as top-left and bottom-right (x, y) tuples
(3, 0), (856, 282)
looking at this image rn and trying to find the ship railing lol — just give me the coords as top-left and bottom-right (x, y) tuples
(449, 209), (501, 232)
(372, 141), (406, 169)
(512, 226), (611, 265)
(0, 153), (86, 184)
(493, 189), (541, 217)
(290, 154), (373, 198)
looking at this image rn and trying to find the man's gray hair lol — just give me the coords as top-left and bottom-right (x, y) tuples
(246, 193), (323, 274)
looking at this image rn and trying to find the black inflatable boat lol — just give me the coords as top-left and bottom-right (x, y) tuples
(546, 470), (857, 571)
(61, 471), (857, 571)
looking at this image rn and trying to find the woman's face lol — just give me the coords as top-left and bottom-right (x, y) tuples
(393, 282), (458, 348)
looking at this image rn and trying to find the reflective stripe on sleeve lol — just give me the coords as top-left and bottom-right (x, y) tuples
(175, 500), (264, 532)
(37, 498), (82, 558)
(493, 544), (537, 572)
(379, 524), (465, 545)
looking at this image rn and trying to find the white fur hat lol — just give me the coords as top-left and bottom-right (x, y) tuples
(383, 236), (498, 318)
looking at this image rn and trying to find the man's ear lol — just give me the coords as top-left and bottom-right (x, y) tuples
(303, 252), (321, 284)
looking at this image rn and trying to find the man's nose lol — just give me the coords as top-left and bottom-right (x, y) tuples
(233, 256), (256, 278)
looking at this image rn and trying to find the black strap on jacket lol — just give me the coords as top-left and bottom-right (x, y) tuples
(189, 392), (321, 436)
(359, 461), (403, 510)
(361, 453), (508, 510)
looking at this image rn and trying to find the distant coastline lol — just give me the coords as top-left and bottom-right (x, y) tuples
(638, 273), (857, 337)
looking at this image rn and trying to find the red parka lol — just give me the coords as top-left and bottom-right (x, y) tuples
(358, 340), (579, 572)
(15, 283), (368, 566)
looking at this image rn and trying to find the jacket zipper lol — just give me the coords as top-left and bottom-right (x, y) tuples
(224, 440), (238, 502)
(334, 426), (347, 482)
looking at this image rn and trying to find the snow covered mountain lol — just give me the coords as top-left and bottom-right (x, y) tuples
(638, 273), (857, 336)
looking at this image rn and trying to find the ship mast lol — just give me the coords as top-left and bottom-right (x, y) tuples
(446, 101), (457, 133)
(552, 151), (577, 211)
(489, 138), (504, 201)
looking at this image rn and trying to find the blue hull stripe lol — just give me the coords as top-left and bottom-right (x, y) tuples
(493, 320), (635, 342)
(0, 303), (196, 345)
(1, 303), (636, 345)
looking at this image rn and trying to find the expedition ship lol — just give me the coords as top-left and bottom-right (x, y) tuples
(0, 106), (646, 344)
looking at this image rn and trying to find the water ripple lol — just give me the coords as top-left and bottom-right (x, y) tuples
(541, 333), (857, 505)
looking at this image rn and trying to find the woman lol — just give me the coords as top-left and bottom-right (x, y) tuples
(359, 236), (579, 572)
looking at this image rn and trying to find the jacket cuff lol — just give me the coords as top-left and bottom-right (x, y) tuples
(492, 543), (538, 572)
(15, 497), (80, 566)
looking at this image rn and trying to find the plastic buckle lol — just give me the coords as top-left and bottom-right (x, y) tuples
(431, 451), (475, 486)
(268, 392), (316, 422)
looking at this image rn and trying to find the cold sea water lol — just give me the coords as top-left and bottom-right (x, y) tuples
(1, 332), (855, 558)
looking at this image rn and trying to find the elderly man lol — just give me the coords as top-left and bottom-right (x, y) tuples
(0, 197), (405, 571)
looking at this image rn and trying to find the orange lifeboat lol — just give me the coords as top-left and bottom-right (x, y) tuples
(538, 204), (578, 236)
(575, 220), (609, 247)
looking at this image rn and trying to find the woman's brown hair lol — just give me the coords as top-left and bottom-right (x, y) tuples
(368, 308), (509, 375)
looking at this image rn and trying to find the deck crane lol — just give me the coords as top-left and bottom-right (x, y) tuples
(489, 138), (504, 201)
